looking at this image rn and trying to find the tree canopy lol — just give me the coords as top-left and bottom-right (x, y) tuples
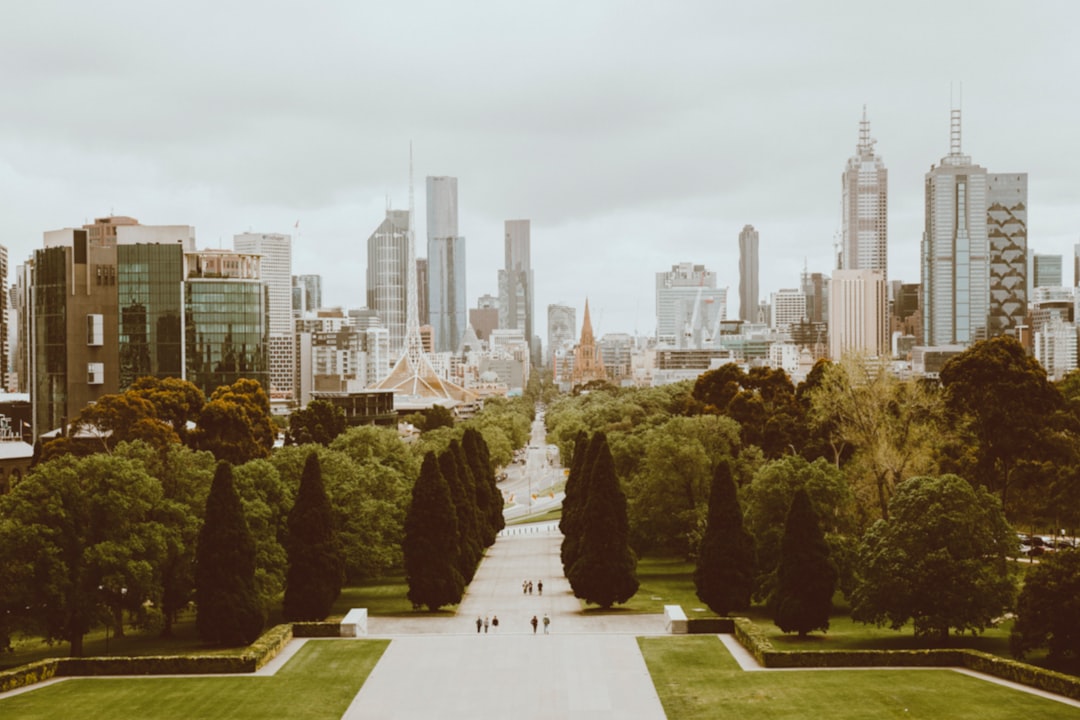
(403, 452), (464, 611)
(286, 399), (347, 446)
(194, 379), (275, 464)
(283, 453), (345, 621)
(770, 487), (836, 637)
(694, 460), (755, 615)
(1010, 549), (1080, 660)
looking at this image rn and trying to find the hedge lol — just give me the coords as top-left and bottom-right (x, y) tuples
(0, 659), (62, 694)
(292, 622), (341, 638)
(730, 617), (1080, 701)
(687, 618), (734, 634)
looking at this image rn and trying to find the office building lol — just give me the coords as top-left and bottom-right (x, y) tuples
(828, 269), (888, 359)
(770, 288), (806, 336)
(426, 176), (466, 353)
(293, 274), (322, 316)
(841, 108), (888, 277)
(470, 294), (499, 344)
(738, 225), (759, 322)
(366, 209), (411, 357)
(498, 219), (534, 360)
(1033, 254), (1062, 289)
(234, 233), (293, 403)
(547, 303), (577, 361)
(986, 175), (1028, 337)
(655, 262), (726, 347)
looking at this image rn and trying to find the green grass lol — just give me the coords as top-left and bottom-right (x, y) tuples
(581, 557), (703, 614)
(638, 636), (1080, 719)
(506, 507), (562, 525)
(329, 575), (442, 618)
(0, 639), (389, 720)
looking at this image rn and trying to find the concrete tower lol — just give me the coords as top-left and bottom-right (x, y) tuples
(738, 225), (759, 322)
(234, 232), (293, 403)
(841, 107), (888, 277)
(426, 176), (466, 353)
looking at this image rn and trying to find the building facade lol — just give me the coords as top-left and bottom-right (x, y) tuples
(770, 288), (806, 336)
(655, 262), (726, 347)
(828, 269), (888, 359)
(841, 108), (888, 277)
(738, 225), (759, 322)
(547, 303), (576, 363)
(234, 233), (293, 403)
(1033, 253), (1062, 290)
(426, 176), (466, 353)
(498, 219), (534, 360)
(366, 209), (411, 358)
(986, 174), (1028, 337)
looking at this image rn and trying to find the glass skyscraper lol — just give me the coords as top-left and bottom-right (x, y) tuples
(841, 108), (888, 277)
(426, 176), (466, 353)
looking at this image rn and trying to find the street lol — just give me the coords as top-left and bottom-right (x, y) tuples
(500, 409), (565, 522)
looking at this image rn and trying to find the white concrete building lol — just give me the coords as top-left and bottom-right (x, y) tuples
(828, 269), (888, 359)
(234, 232), (294, 403)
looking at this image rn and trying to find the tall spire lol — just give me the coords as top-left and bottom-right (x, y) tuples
(949, 108), (962, 157)
(856, 104), (875, 156)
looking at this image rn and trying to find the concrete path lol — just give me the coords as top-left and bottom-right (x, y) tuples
(344, 523), (668, 719)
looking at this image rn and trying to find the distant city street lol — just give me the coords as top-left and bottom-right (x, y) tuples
(501, 410), (565, 522)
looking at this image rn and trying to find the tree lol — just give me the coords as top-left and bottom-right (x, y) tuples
(1011, 549), (1080, 660)
(851, 475), (1015, 642)
(939, 336), (1066, 516)
(694, 460), (754, 615)
(439, 443), (482, 583)
(283, 453), (345, 620)
(462, 427), (504, 546)
(567, 434), (639, 608)
(0, 454), (167, 656)
(403, 452), (464, 611)
(232, 459), (291, 615)
(559, 431), (595, 575)
(770, 488), (836, 637)
(195, 462), (264, 645)
(128, 376), (206, 444)
(194, 379), (275, 464)
(286, 399), (347, 446)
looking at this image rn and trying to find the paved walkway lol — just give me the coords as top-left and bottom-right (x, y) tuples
(344, 523), (668, 719)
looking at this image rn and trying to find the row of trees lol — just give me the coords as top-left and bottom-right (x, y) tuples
(403, 430), (505, 610)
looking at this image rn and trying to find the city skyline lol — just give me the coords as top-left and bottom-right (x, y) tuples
(3, 3), (1080, 340)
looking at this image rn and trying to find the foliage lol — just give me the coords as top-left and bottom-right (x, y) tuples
(0, 453), (168, 657)
(567, 433), (639, 607)
(851, 474), (1016, 641)
(439, 442), (482, 583)
(402, 404), (455, 433)
(743, 455), (854, 601)
(939, 336), (1069, 517)
(194, 379), (275, 464)
(128, 377), (206, 444)
(1011, 549), (1080, 660)
(694, 461), (755, 615)
(559, 431), (594, 574)
(232, 459), (291, 614)
(195, 462), (264, 646)
(462, 427), (504, 545)
(283, 453), (345, 621)
(403, 452), (464, 611)
(770, 488), (837, 637)
(286, 400), (347, 446)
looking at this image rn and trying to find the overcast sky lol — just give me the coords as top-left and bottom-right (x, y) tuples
(3, 1), (1079, 342)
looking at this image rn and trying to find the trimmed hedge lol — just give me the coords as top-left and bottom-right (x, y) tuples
(730, 617), (1080, 701)
(0, 659), (62, 694)
(687, 618), (734, 634)
(292, 622), (341, 638)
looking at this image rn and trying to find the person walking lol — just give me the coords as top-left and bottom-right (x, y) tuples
(484, 616), (490, 633)
(476, 616), (483, 634)
(522, 580), (528, 595)
(528, 581), (533, 595)
(538, 580), (543, 596)
(492, 615), (499, 633)
(530, 615), (538, 634)
(543, 614), (550, 634)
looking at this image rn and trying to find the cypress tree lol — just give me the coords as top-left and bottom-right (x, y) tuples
(439, 445), (482, 583)
(283, 452), (345, 621)
(454, 438), (493, 547)
(463, 427), (505, 541)
(195, 461), (264, 645)
(404, 452), (464, 610)
(567, 434), (639, 607)
(771, 487), (837, 637)
(559, 431), (594, 574)
(694, 460), (755, 615)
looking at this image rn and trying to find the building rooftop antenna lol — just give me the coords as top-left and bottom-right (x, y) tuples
(857, 104), (875, 156)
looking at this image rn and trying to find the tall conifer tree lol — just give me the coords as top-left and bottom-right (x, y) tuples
(559, 431), (593, 574)
(404, 452), (464, 610)
(771, 487), (837, 636)
(283, 452), (345, 620)
(695, 460), (755, 615)
(439, 446), (481, 583)
(195, 462), (264, 645)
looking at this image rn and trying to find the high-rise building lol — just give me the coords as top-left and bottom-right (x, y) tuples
(770, 288), (806, 336)
(547, 303), (576, 361)
(293, 274), (322, 316)
(0, 244), (7, 392)
(801, 268), (829, 324)
(841, 108), (888, 277)
(366, 209), (411, 358)
(1074, 244), (1080, 287)
(828, 269), (888, 360)
(234, 233), (293, 403)
(426, 176), (466, 353)
(921, 109), (990, 346)
(655, 262), (726, 347)
(469, 294), (499, 344)
(738, 225), (759, 322)
(986, 175), (1028, 337)
(498, 219), (534, 360)
(415, 258), (428, 327)
(1033, 254), (1062, 289)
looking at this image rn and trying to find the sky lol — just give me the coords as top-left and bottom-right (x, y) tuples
(3, 1), (1080, 344)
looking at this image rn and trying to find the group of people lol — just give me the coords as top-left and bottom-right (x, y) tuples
(531, 614), (551, 634)
(522, 579), (543, 595)
(473, 612), (550, 634)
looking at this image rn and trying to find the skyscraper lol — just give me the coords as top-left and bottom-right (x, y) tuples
(654, 262), (726, 347)
(233, 233), (293, 402)
(498, 219), (534, 358)
(828, 269), (888, 360)
(426, 176), (466, 353)
(366, 209), (411, 358)
(921, 109), (990, 346)
(738, 225), (759, 322)
(547, 303), (576, 360)
(841, 108), (888, 277)
(986, 174), (1028, 337)
(1032, 254), (1062, 289)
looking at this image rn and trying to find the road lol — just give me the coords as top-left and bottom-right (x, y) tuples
(500, 408), (565, 522)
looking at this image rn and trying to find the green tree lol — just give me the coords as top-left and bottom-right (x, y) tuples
(195, 379), (275, 464)
(232, 459), (291, 615)
(1010, 549), (1080, 660)
(128, 376), (206, 444)
(283, 453), (345, 620)
(403, 452), (464, 611)
(195, 462), (264, 645)
(439, 444), (481, 583)
(939, 336), (1066, 516)
(462, 427), (504, 546)
(694, 460), (754, 615)
(286, 399), (347, 446)
(567, 434), (639, 608)
(559, 431), (595, 575)
(771, 488), (836, 637)
(851, 475), (1015, 641)
(0, 454), (167, 656)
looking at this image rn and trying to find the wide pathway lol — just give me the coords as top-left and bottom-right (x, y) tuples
(343, 523), (668, 719)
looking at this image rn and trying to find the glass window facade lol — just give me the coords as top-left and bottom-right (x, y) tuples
(33, 246), (69, 433)
(117, 244), (184, 387)
(185, 279), (269, 394)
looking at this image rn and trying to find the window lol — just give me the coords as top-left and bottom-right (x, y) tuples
(87, 362), (104, 385)
(87, 314), (104, 346)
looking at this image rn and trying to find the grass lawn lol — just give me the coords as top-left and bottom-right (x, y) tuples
(638, 636), (1080, 719)
(581, 556), (703, 614)
(506, 507), (562, 525)
(0, 639), (388, 720)
(329, 575), (439, 618)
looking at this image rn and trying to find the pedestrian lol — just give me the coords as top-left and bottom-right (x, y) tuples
(484, 615), (490, 633)
(531, 615), (538, 634)
(476, 616), (482, 634)
(538, 580), (543, 596)
(528, 581), (533, 595)
(522, 580), (528, 595)
(492, 615), (499, 633)
(543, 614), (550, 634)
